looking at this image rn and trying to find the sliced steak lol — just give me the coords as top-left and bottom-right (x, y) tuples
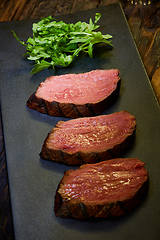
(54, 158), (148, 219)
(40, 111), (136, 165)
(27, 69), (120, 118)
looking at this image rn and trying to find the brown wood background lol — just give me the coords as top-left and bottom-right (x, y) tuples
(0, 0), (160, 239)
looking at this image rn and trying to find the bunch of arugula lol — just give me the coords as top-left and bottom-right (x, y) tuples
(12, 13), (112, 74)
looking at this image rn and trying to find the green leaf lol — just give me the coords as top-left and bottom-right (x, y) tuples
(12, 12), (113, 74)
(88, 43), (93, 58)
(95, 13), (101, 24)
(31, 60), (52, 74)
(103, 34), (113, 39)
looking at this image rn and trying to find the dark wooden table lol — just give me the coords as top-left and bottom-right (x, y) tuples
(0, 0), (160, 239)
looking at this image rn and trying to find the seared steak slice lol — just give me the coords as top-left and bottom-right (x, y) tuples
(27, 69), (120, 118)
(54, 158), (148, 219)
(40, 111), (136, 165)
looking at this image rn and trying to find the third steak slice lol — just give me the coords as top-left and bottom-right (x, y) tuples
(54, 158), (148, 219)
(27, 69), (120, 118)
(40, 111), (136, 165)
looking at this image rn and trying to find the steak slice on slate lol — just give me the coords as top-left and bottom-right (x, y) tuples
(54, 158), (148, 219)
(40, 111), (136, 165)
(27, 69), (120, 118)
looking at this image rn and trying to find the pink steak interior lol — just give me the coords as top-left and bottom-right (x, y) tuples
(46, 111), (136, 154)
(58, 158), (148, 204)
(35, 69), (120, 105)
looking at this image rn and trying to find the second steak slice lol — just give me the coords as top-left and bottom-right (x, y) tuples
(27, 69), (120, 118)
(40, 111), (136, 165)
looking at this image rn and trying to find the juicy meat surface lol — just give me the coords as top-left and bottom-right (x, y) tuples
(54, 158), (148, 219)
(40, 111), (136, 165)
(36, 69), (120, 104)
(51, 111), (135, 154)
(27, 69), (120, 118)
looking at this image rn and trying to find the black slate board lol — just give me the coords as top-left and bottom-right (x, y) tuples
(0, 3), (160, 240)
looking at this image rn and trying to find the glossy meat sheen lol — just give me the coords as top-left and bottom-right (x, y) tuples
(35, 69), (120, 105)
(58, 158), (148, 204)
(46, 111), (136, 154)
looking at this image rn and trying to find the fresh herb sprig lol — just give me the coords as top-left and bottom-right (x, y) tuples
(12, 13), (112, 74)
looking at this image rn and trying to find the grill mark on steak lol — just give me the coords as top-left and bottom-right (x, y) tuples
(47, 101), (60, 116)
(78, 203), (88, 219)
(92, 152), (102, 163)
(54, 158), (148, 219)
(43, 101), (49, 115)
(56, 102), (65, 117)
(71, 104), (83, 118)
(59, 150), (65, 162)
(54, 187), (72, 217)
(27, 92), (48, 114)
(86, 103), (95, 115)
(77, 153), (84, 165)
